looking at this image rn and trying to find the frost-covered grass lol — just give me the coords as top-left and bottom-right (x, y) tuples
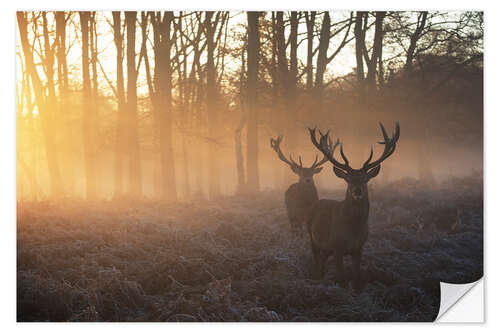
(17, 174), (483, 321)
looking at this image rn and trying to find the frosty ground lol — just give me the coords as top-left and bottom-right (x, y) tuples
(17, 174), (483, 321)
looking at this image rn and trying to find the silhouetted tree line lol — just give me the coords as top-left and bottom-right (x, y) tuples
(16, 11), (483, 201)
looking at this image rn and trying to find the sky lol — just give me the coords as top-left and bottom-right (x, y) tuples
(15, 11), (362, 106)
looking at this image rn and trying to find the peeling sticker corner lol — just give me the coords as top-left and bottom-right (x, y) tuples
(436, 278), (484, 323)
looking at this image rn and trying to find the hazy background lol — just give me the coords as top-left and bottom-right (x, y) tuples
(16, 11), (483, 201)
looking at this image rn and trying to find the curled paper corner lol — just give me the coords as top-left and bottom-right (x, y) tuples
(436, 278), (484, 323)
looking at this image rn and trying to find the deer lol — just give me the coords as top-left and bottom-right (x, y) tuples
(270, 134), (339, 236)
(306, 121), (400, 290)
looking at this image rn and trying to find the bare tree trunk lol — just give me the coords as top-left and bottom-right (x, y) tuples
(313, 12), (353, 117)
(125, 11), (143, 196)
(55, 12), (68, 92)
(275, 12), (293, 131)
(276, 11), (297, 184)
(314, 11), (330, 108)
(276, 11), (289, 105)
(90, 12), (100, 195)
(33, 12), (62, 198)
(354, 11), (366, 88)
(90, 12), (98, 97)
(366, 11), (386, 87)
(235, 41), (247, 194)
(112, 11), (126, 197)
(270, 12), (284, 189)
(404, 11), (428, 74)
(144, 11), (162, 198)
(175, 14), (191, 199)
(41, 12), (56, 101)
(79, 11), (97, 200)
(378, 45), (385, 87)
(205, 12), (220, 198)
(246, 11), (260, 192)
(191, 40), (205, 198)
(305, 11), (316, 91)
(289, 11), (298, 97)
(155, 11), (177, 201)
(55, 11), (76, 196)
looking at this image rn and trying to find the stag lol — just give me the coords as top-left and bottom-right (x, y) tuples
(306, 122), (400, 290)
(270, 135), (339, 235)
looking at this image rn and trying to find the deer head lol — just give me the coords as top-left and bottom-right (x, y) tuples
(308, 122), (400, 201)
(270, 134), (339, 185)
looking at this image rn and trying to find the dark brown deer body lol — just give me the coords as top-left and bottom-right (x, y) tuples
(307, 122), (400, 290)
(270, 135), (339, 235)
(285, 179), (319, 234)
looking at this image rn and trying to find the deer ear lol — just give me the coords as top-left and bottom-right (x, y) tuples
(333, 166), (349, 180)
(312, 167), (323, 174)
(366, 165), (381, 180)
(290, 165), (300, 174)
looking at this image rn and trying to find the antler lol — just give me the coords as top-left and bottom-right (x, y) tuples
(308, 127), (350, 172)
(309, 139), (340, 169)
(270, 135), (301, 169)
(362, 121), (400, 171)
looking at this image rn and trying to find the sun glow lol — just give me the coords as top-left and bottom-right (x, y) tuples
(16, 11), (483, 201)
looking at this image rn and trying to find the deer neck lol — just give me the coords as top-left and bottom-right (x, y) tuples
(297, 179), (316, 189)
(343, 189), (370, 223)
(297, 180), (318, 199)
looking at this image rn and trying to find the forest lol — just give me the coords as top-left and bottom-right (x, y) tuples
(16, 11), (483, 200)
(16, 11), (483, 322)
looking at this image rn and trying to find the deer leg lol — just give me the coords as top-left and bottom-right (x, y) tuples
(297, 220), (303, 236)
(296, 223), (302, 237)
(292, 217), (305, 237)
(289, 218), (295, 234)
(310, 243), (321, 278)
(352, 250), (364, 292)
(312, 248), (328, 279)
(334, 253), (347, 288)
(295, 219), (302, 237)
(290, 217), (300, 236)
(311, 240), (320, 264)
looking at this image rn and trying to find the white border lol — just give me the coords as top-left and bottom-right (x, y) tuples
(2, 0), (496, 331)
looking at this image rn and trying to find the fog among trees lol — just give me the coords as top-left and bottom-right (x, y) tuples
(16, 11), (483, 201)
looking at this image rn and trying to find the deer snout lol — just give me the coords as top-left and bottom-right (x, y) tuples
(352, 188), (363, 200)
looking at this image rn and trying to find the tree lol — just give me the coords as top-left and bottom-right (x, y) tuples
(274, 11), (299, 153)
(313, 12), (353, 109)
(366, 12), (386, 87)
(354, 11), (366, 88)
(90, 12), (99, 97)
(17, 11), (63, 197)
(55, 12), (68, 92)
(184, 13), (207, 197)
(174, 12), (191, 198)
(246, 11), (260, 192)
(125, 11), (143, 196)
(151, 12), (177, 201)
(235, 40), (247, 194)
(305, 11), (316, 91)
(404, 11), (428, 74)
(15, 11), (483, 200)
(354, 11), (386, 93)
(204, 11), (226, 198)
(378, 12), (483, 184)
(112, 11), (126, 197)
(79, 11), (97, 200)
